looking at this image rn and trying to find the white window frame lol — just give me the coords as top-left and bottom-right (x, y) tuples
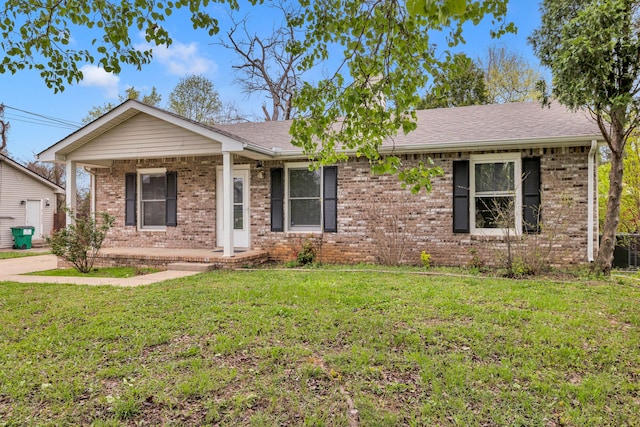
(285, 162), (323, 233)
(138, 168), (167, 231)
(470, 153), (522, 236)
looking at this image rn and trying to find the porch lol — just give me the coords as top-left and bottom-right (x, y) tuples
(79, 247), (269, 271)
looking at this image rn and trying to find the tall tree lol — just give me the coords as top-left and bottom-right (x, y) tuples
(418, 53), (488, 109)
(0, 0), (510, 190)
(478, 45), (542, 103)
(530, 0), (640, 273)
(82, 87), (161, 123)
(599, 134), (640, 233)
(220, 3), (303, 121)
(291, 0), (511, 189)
(168, 75), (223, 124)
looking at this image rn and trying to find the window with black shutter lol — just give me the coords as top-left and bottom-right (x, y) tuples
(453, 160), (470, 233)
(270, 168), (284, 232)
(522, 157), (541, 233)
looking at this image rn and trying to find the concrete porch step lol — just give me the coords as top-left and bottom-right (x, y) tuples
(31, 240), (48, 249)
(166, 262), (219, 272)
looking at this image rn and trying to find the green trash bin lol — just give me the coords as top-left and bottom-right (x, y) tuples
(11, 226), (35, 250)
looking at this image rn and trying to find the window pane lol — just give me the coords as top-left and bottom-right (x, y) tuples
(475, 162), (514, 192)
(234, 177), (243, 204)
(289, 169), (320, 198)
(143, 201), (166, 226)
(141, 174), (166, 200)
(290, 199), (321, 227)
(234, 205), (243, 230)
(475, 196), (514, 228)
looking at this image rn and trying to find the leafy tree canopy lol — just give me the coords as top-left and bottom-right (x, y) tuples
(0, 0), (511, 192)
(290, 0), (511, 190)
(418, 53), (488, 109)
(0, 0), (223, 92)
(530, 0), (640, 273)
(168, 74), (222, 124)
(82, 87), (161, 124)
(478, 44), (542, 104)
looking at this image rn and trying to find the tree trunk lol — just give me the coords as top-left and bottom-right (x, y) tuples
(595, 136), (625, 274)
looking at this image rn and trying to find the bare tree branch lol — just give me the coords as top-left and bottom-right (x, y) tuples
(218, 2), (303, 121)
(0, 104), (9, 154)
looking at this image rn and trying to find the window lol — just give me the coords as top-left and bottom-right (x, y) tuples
(288, 166), (322, 230)
(141, 171), (167, 228)
(470, 154), (522, 234)
(270, 164), (337, 233)
(125, 169), (177, 229)
(233, 177), (244, 230)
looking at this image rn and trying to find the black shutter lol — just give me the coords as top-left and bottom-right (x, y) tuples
(166, 171), (178, 227)
(271, 168), (284, 232)
(323, 166), (338, 232)
(125, 173), (136, 226)
(453, 160), (470, 233)
(522, 157), (541, 233)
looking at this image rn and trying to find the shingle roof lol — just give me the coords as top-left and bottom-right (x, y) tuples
(212, 101), (601, 154)
(0, 154), (65, 192)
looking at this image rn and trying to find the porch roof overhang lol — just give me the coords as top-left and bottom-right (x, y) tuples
(36, 100), (273, 167)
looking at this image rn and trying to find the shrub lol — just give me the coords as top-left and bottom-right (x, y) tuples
(467, 248), (485, 271)
(420, 251), (431, 269)
(47, 211), (114, 273)
(296, 239), (317, 266)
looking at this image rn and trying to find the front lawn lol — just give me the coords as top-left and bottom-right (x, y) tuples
(0, 250), (49, 260)
(27, 266), (159, 278)
(0, 271), (638, 426)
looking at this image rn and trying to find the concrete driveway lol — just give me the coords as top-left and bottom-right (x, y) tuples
(0, 254), (200, 287)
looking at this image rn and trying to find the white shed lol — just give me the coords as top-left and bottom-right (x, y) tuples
(0, 155), (64, 249)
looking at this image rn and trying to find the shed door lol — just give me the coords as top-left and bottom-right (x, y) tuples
(26, 200), (41, 238)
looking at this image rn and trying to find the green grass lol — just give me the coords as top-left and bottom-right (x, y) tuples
(0, 250), (50, 260)
(27, 266), (159, 278)
(0, 270), (639, 426)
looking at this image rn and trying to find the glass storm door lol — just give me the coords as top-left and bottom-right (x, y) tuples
(216, 168), (250, 248)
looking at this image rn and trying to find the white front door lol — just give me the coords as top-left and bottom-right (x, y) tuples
(216, 168), (250, 248)
(25, 200), (41, 238)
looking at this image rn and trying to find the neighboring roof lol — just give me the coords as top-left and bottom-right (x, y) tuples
(212, 101), (603, 155)
(38, 100), (604, 163)
(0, 154), (65, 193)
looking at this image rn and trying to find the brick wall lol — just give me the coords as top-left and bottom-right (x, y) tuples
(93, 146), (596, 267)
(95, 156), (220, 248)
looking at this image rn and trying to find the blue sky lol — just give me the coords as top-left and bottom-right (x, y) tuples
(1, 0), (543, 163)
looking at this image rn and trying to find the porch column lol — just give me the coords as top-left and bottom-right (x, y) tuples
(222, 151), (234, 257)
(65, 160), (77, 226)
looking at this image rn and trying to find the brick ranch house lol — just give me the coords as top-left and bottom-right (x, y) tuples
(38, 100), (604, 267)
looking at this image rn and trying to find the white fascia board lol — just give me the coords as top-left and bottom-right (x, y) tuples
(377, 135), (606, 153)
(266, 134), (606, 159)
(38, 100), (253, 161)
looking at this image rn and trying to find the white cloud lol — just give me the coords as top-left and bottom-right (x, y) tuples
(138, 40), (217, 76)
(78, 65), (120, 98)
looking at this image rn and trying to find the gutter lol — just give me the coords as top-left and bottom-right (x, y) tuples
(265, 135), (605, 159)
(587, 139), (598, 262)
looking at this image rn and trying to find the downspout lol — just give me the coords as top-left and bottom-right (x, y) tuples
(587, 139), (598, 262)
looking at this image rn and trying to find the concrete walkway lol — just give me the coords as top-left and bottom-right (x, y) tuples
(0, 254), (200, 287)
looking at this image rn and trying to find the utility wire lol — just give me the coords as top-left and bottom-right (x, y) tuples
(3, 114), (80, 130)
(2, 104), (82, 129)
